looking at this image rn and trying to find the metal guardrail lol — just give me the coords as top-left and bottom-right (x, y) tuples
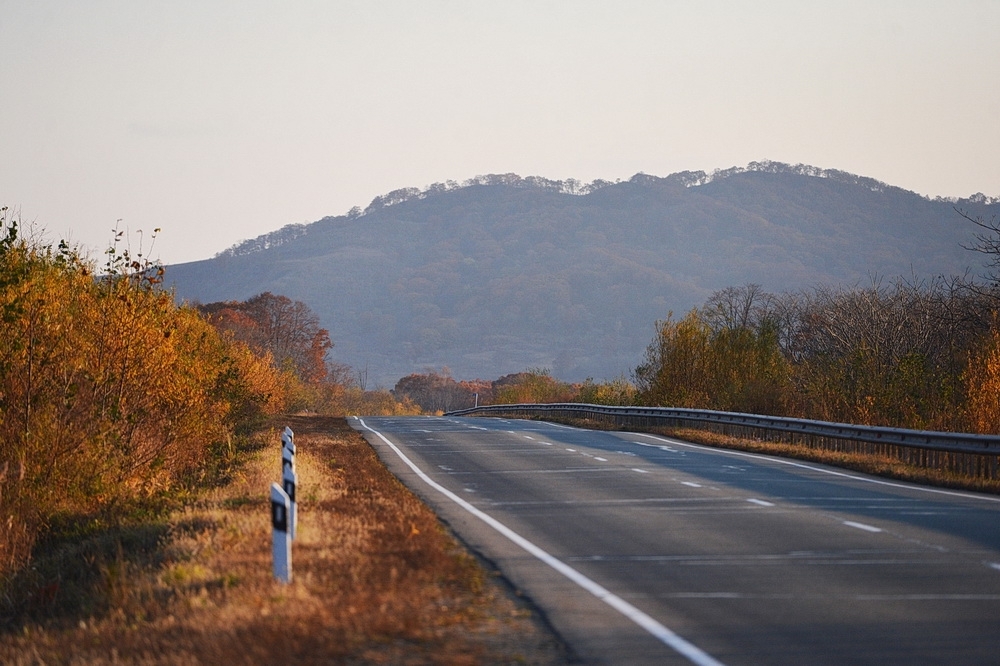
(446, 403), (1000, 456)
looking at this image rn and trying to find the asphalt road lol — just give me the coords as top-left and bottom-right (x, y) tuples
(351, 415), (1000, 665)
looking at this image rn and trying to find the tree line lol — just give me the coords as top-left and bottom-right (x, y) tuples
(633, 278), (1000, 432)
(397, 275), (999, 434)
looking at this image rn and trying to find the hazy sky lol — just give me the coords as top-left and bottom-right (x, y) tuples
(3, 1), (998, 265)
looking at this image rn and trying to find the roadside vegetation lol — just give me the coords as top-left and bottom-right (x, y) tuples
(632, 277), (1000, 433)
(398, 276), (1000, 436)
(5, 199), (1000, 660)
(2, 208), (539, 662)
(0, 207), (415, 583)
(0, 416), (564, 664)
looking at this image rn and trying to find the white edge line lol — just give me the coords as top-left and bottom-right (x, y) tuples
(631, 434), (1000, 504)
(355, 418), (725, 666)
(843, 520), (883, 533)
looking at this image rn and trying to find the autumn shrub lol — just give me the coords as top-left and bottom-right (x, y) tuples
(576, 375), (638, 406)
(493, 368), (578, 404)
(965, 323), (1000, 434)
(323, 385), (421, 416)
(634, 311), (718, 409)
(0, 209), (283, 581)
(392, 371), (478, 413)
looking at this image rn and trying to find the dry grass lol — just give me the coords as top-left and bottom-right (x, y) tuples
(0, 417), (567, 665)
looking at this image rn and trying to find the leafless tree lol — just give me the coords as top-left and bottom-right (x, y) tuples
(701, 284), (774, 332)
(957, 207), (1000, 279)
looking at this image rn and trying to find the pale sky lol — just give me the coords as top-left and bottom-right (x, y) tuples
(2, 1), (998, 265)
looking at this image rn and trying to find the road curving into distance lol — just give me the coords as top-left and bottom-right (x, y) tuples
(351, 415), (1000, 666)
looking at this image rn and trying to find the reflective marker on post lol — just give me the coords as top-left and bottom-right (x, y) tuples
(282, 443), (295, 475)
(282, 465), (298, 540)
(271, 482), (292, 583)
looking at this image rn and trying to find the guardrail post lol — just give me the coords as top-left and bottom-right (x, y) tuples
(270, 482), (292, 583)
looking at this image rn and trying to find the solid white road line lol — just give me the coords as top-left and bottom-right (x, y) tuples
(843, 521), (883, 533)
(355, 418), (726, 666)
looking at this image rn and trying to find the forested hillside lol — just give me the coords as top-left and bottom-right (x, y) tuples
(165, 162), (999, 385)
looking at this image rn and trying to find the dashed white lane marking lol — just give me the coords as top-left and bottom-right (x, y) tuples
(634, 440), (680, 453)
(987, 562), (1000, 572)
(566, 448), (577, 452)
(631, 433), (1000, 504)
(595, 457), (608, 462)
(632, 468), (650, 474)
(747, 499), (775, 507)
(682, 482), (703, 488)
(356, 418), (724, 666)
(844, 521), (883, 533)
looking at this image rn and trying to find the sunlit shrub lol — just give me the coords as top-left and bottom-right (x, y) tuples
(0, 209), (287, 579)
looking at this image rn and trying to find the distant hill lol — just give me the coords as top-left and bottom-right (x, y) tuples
(165, 161), (1000, 386)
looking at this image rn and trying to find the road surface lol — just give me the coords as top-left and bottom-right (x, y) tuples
(351, 415), (1000, 665)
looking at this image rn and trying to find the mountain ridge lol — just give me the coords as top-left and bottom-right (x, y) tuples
(217, 161), (998, 259)
(165, 162), (1000, 386)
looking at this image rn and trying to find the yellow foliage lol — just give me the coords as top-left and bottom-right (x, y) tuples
(0, 210), (289, 578)
(966, 326), (1000, 434)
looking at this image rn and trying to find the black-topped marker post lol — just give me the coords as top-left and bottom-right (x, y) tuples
(282, 464), (298, 540)
(270, 482), (292, 583)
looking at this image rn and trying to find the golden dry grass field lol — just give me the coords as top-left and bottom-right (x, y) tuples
(0, 417), (568, 665)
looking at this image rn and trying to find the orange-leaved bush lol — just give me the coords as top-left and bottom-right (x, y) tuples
(0, 208), (285, 579)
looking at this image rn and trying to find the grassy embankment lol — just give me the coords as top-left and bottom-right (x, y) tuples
(0, 417), (568, 665)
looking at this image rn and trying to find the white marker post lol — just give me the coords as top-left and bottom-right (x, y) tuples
(282, 465), (298, 540)
(282, 441), (296, 475)
(270, 482), (292, 583)
(281, 426), (294, 449)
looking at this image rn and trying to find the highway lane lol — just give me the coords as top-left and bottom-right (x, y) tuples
(351, 415), (1000, 665)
